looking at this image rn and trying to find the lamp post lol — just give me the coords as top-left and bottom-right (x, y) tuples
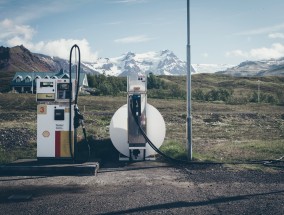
(186, 0), (192, 161)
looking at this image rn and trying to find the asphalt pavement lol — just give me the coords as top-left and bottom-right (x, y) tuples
(0, 161), (283, 215)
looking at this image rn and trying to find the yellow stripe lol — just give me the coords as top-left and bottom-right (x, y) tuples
(60, 131), (74, 157)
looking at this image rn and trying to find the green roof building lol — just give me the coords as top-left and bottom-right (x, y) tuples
(11, 71), (89, 93)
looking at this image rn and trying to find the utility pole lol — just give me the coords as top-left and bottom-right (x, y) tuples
(258, 80), (260, 103)
(187, 0), (192, 161)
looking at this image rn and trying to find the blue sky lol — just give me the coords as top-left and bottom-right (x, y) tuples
(1, 0), (284, 65)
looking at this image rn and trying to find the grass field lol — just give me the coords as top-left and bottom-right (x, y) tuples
(0, 87), (283, 166)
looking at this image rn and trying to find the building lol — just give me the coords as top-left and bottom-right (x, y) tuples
(11, 71), (89, 93)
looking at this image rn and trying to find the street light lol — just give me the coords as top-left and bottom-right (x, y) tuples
(186, 0), (192, 161)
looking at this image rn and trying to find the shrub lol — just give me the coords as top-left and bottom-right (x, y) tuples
(192, 89), (205, 101)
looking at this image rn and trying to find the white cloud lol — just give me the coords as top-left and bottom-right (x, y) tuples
(236, 23), (284, 36)
(0, 19), (36, 41)
(1, 18), (98, 62)
(250, 43), (284, 59)
(268, 33), (284, 39)
(33, 39), (98, 62)
(226, 43), (284, 60)
(114, 35), (155, 44)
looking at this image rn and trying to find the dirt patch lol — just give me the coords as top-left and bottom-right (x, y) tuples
(0, 128), (35, 151)
(0, 112), (35, 122)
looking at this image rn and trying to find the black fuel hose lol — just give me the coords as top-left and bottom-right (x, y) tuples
(130, 98), (188, 163)
(68, 45), (77, 159)
(69, 44), (90, 161)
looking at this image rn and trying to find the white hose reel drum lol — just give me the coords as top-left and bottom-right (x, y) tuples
(109, 103), (166, 159)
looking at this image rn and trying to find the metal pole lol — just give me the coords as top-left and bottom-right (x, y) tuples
(187, 0), (192, 161)
(258, 80), (260, 103)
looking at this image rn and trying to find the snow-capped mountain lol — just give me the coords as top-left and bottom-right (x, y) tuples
(6, 45), (284, 78)
(192, 63), (235, 74)
(0, 45), (235, 77)
(217, 58), (284, 76)
(82, 50), (189, 76)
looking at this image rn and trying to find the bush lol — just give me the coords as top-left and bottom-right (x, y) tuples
(249, 91), (279, 104)
(147, 73), (166, 89)
(192, 89), (205, 101)
(192, 88), (233, 102)
(226, 96), (250, 105)
(87, 74), (126, 96)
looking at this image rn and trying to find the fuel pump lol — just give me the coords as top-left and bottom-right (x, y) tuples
(109, 74), (166, 161)
(36, 44), (88, 161)
(127, 75), (147, 160)
(36, 78), (76, 160)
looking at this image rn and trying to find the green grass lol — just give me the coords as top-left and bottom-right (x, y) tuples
(190, 140), (284, 163)
(232, 140), (284, 161)
(155, 138), (283, 164)
(1, 93), (283, 165)
(0, 142), (36, 164)
(0, 74), (283, 167)
(160, 140), (187, 160)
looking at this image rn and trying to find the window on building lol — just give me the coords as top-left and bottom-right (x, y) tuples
(15, 75), (23, 83)
(25, 76), (31, 83)
(61, 74), (70, 79)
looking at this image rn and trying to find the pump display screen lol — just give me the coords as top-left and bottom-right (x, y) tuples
(58, 83), (69, 90)
(40, 82), (54, 87)
(57, 83), (71, 99)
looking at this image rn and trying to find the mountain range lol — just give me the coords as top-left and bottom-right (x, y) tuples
(1, 45), (284, 77)
(83, 50), (199, 76)
(0, 45), (232, 77)
(217, 59), (284, 76)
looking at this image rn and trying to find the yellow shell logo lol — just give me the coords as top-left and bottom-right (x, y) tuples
(42, 131), (50, 137)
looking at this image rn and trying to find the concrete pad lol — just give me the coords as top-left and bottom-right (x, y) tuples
(0, 159), (99, 176)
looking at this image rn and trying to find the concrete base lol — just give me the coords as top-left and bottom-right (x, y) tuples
(0, 159), (99, 176)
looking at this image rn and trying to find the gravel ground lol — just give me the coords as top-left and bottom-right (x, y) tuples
(0, 128), (35, 151)
(0, 161), (283, 215)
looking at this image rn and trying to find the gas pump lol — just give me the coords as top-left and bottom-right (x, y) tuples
(127, 75), (147, 160)
(36, 44), (88, 161)
(36, 78), (76, 160)
(109, 74), (166, 161)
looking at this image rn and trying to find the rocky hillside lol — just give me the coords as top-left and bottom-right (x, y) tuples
(218, 59), (284, 77)
(0, 45), (63, 72)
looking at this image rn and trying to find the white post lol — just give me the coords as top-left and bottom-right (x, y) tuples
(31, 72), (33, 94)
(187, 0), (192, 161)
(32, 71), (34, 94)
